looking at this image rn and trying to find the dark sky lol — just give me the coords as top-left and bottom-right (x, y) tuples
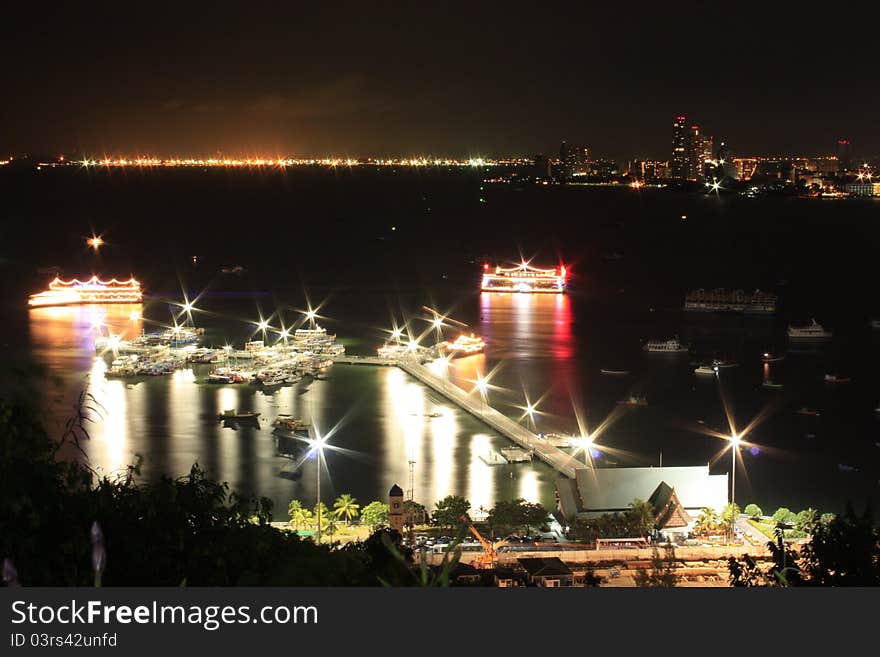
(2, 2), (877, 159)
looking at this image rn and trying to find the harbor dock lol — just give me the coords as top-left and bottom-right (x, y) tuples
(338, 355), (579, 478)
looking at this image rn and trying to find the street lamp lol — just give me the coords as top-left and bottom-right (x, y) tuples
(309, 432), (328, 544)
(577, 435), (594, 468)
(729, 433), (741, 505)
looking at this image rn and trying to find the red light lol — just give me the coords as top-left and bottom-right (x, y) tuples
(560, 265), (567, 278)
(483, 263), (489, 270)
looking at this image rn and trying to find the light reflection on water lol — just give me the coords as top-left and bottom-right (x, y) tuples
(27, 300), (563, 513)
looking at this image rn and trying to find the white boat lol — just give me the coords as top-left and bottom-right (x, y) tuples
(642, 336), (689, 353)
(694, 364), (718, 375)
(787, 319), (832, 341)
(617, 394), (648, 406)
(218, 410), (260, 421)
(824, 374), (851, 384)
(712, 359), (739, 368)
(600, 369), (630, 376)
(762, 381), (784, 389)
(762, 352), (785, 363)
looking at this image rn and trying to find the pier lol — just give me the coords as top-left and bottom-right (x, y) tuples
(336, 355), (579, 478)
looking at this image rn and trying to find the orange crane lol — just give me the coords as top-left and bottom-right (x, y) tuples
(460, 515), (497, 569)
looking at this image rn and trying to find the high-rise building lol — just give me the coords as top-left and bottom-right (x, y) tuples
(837, 139), (852, 172)
(671, 116), (688, 181)
(559, 141), (590, 180)
(688, 125), (713, 182)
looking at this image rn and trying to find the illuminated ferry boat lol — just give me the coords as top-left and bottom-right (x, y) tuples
(787, 319), (832, 341)
(480, 262), (567, 293)
(441, 333), (486, 356)
(642, 336), (689, 353)
(28, 276), (143, 307)
(684, 288), (777, 314)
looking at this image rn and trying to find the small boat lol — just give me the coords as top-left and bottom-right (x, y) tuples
(796, 407), (820, 416)
(712, 359), (739, 368)
(871, 319), (880, 329)
(272, 415), (310, 432)
(218, 409), (260, 421)
(762, 352), (785, 363)
(695, 364), (718, 375)
(837, 463), (858, 473)
(824, 374), (852, 384)
(600, 369), (630, 376)
(617, 395), (648, 406)
(762, 381), (784, 389)
(424, 411), (443, 418)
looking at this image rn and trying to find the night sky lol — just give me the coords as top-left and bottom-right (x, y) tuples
(2, 2), (877, 159)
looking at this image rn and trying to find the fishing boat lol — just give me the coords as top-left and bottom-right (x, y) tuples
(642, 336), (689, 353)
(762, 352), (785, 363)
(617, 394), (648, 406)
(824, 374), (852, 384)
(712, 359), (739, 368)
(796, 407), (820, 416)
(600, 369), (630, 376)
(218, 410), (260, 421)
(787, 319), (832, 341)
(694, 364), (718, 375)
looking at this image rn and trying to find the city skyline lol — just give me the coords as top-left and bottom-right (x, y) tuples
(2, 3), (877, 159)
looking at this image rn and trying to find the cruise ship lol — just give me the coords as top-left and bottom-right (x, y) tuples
(787, 319), (832, 341)
(480, 262), (567, 293)
(28, 276), (143, 307)
(684, 288), (777, 314)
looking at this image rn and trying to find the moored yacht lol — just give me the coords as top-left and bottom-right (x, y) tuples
(787, 319), (832, 341)
(642, 336), (689, 353)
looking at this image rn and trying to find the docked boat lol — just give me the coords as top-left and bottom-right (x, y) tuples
(762, 352), (785, 363)
(272, 415), (310, 433)
(28, 275), (143, 307)
(441, 333), (486, 356)
(694, 364), (718, 375)
(643, 337), (689, 353)
(824, 374), (851, 384)
(617, 394), (648, 406)
(684, 288), (777, 315)
(600, 369), (630, 376)
(796, 407), (820, 416)
(218, 410), (260, 421)
(787, 319), (832, 341)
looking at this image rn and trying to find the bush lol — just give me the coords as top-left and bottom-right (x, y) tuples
(744, 504), (762, 519)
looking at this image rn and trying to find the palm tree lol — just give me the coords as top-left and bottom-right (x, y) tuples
(291, 507), (313, 531)
(721, 503), (741, 542)
(696, 507), (720, 536)
(288, 500), (304, 529)
(333, 494), (360, 526)
(325, 515), (340, 544)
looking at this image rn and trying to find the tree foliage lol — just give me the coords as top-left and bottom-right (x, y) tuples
(772, 507), (797, 524)
(361, 501), (389, 529)
(432, 495), (471, 529)
(744, 504), (762, 518)
(487, 499), (548, 535)
(567, 499), (656, 543)
(729, 505), (879, 587)
(634, 545), (680, 587)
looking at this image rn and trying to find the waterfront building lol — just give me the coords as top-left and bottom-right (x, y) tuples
(837, 138), (852, 172)
(555, 465), (728, 521)
(533, 154), (552, 179)
(845, 181), (880, 196)
(688, 125), (713, 181)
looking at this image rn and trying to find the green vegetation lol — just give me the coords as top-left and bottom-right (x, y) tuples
(772, 507), (797, 524)
(730, 505), (880, 586)
(333, 494), (360, 525)
(431, 495), (471, 530)
(361, 501), (389, 530)
(486, 499), (548, 536)
(634, 545), (680, 587)
(744, 503), (762, 519)
(567, 499), (655, 543)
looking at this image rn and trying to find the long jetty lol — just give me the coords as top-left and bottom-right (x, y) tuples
(335, 355), (578, 478)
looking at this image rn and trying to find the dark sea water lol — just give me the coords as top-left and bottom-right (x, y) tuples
(2, 167), (879, 517)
